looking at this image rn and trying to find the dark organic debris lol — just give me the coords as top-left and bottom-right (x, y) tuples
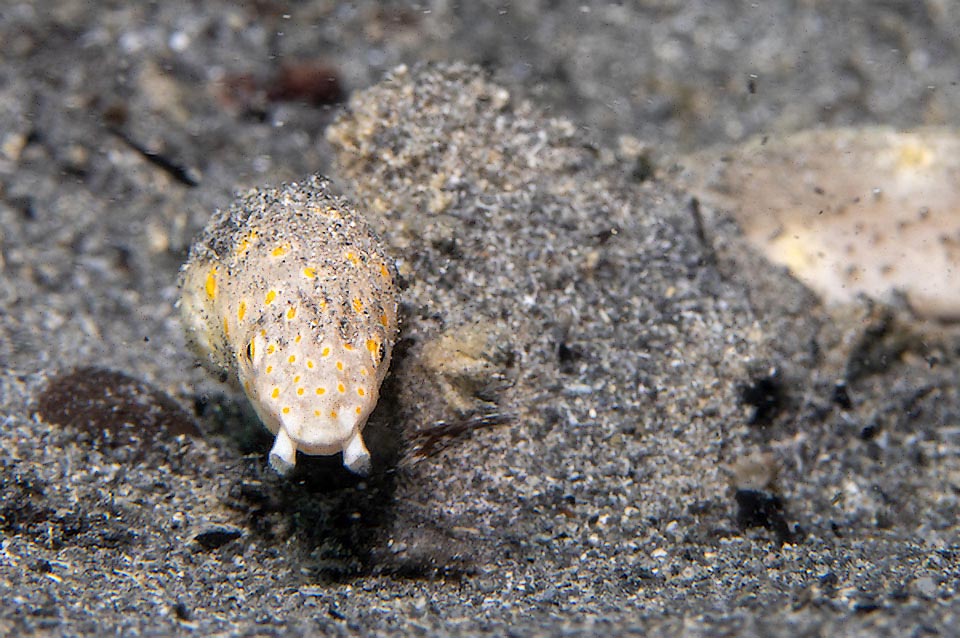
(265, 61), (344, 106)
(843, 307), (916, 382)
(193, 526), (243, 550)
(859, 422), (880, 440)
(557, 341), (584, 374)
(631, 153), (655, 182)
(35, 366), (200, 454)
(832, 380), (853, 409)
(109, 129), (201, 187)
(217, 60), (344, 115)
(739, 369), (786, 426)
(734, 488), (793, 544)
(409, 412), (513, 461)
(172, 601), (191, 621)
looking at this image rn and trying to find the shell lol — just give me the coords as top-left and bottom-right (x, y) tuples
(178, 175), (400, 475)
(677, 126), (960, 320)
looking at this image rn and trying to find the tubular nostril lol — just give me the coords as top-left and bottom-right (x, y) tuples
(268, 428), (297, 476)
(342, 430), (371, 476)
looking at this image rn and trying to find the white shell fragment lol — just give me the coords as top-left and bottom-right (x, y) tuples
(179, 176), (400, 475)
(679, 127), (960, 320)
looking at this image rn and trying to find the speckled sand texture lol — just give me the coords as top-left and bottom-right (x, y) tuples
(1, 2), (959, 636)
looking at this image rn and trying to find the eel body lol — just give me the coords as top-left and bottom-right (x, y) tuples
(179, 176), (399, 474)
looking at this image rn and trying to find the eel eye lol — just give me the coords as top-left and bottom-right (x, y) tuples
(246, 340), (255, 361)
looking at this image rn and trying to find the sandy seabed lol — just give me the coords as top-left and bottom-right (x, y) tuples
(1, 2), (959, 636)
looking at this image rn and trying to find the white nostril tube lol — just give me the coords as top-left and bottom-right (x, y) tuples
(269, 427), (298, 475)
(342, 430), (371, 476)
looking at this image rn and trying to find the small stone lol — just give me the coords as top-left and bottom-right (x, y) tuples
(193, 526), (243, 550)
(914, 575), (937, 599)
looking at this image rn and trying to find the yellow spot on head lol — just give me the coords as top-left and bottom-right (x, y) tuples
(314, 409), (321, 417)
(271, 387), (280, 399)
(297, 387), (304, 396)
(366, 339), (379, 353)
(346, 252), (359, 265)
(357, 387), (365, 397)
(336, 361), (344, 371)
(303, 267), (317, 279)
(266, 365), (273, 373)
(307, 360), (314, 369)
(360, 367), (368, 377)
(337, 383), (345, 394)
(330, 410), (338, 418)
(222, 317), (230, 338)
(271, 244), (290, 257)
(343, 343), (354, 351)
(356, 407), (362, 415)
(379, 264), (390, 279)
(266, 344), (276, 355)
(205, 267), (217, 299)
(295, 335), (302, 343)
(282, 407), (291, 414)
(235, 230), (258, 257)
(238, 300), (247, 322)
(379, 314), (389, 327)
(316, 387), (326, 395)
(265, 290), (277, 305)
(289, 355), (296, 363)
(322, 347), (331, 357)
(352, 298), (364, 313)
(286, 307), (297, 320)
(293, 375), (301, 383)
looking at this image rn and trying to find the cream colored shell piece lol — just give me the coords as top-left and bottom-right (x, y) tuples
(678, 127), (960, 321)
(179, 175), (399, 475)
